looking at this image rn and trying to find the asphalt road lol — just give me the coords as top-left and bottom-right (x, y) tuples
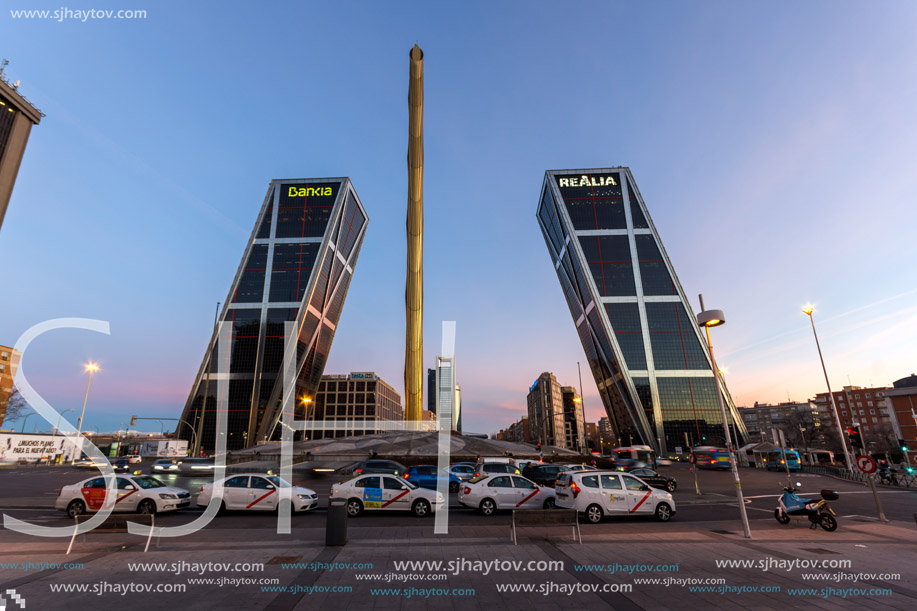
(1, 462), (914, 530)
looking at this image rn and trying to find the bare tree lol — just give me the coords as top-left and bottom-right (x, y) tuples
(1, 386), (29, 428)
(779, 410), (823, 456)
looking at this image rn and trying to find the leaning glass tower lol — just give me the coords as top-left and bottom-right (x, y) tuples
(179, 178), (368, 452)
(536, 168), (746, 454)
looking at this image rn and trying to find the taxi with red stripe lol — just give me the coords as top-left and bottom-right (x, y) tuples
(196, 474), (317, 513)
(458, 474), (556, 515)
(55, 474), (191, 518)
(331, 474), (444, 517)
(554, 470), (675, 523)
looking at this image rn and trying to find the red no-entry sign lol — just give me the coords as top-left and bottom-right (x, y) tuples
(856, 455), (876, 474)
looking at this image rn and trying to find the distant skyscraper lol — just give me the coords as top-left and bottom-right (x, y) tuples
(435, 356), (461, 431)
(0, 70), (43, 233)
(427, 368), (436, 415)
(178, 178), (368, 451)
(527, 372), (566, 448)
(536, 168), (746, 454)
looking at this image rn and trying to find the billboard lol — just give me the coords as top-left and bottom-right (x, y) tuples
(0, 433), (80, 463)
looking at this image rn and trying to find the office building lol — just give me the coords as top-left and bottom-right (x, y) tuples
(313, 372), (403, 438)
(427, 368), (436, 414)
(536, 168), (747, 454)
(435, 356), (461, 431)
(178, 178), (368, 451)
(527, 372), (567, 448)
(561, 386), (585, 453)
(0, 68), (43, 233)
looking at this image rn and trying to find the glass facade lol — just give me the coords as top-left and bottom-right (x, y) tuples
(179, 178), (369, 451)
(536, 168), (746, 454)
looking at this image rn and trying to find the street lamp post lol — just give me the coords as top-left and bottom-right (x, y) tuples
(697, 295), (752, 539)
(802, 305), (855, 475)
(72, 362), (99, 464)
(20, 412), (36, 433)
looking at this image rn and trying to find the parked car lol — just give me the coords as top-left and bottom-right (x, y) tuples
(197, 474), (317, 513)
(625, 467), (677, 492)
(331, 474), (444, 517)
(554, 471), (675, 523)
(459, 474), (556, 515)
(55, 474), (191, 517)
(404, 465), (463, 492)
(352, 460), (408, 477)
(448, 462), (476, 481)
(529, 463), (571, 487)
(473, 463), (521, 477)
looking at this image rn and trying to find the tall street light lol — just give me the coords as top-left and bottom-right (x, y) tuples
(72, 361), (99, 463)
(697, 296), (752, 539)
(802, 305), (854, 474)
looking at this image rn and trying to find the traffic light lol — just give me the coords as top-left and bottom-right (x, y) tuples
(536, 442), (542, 451)
(846, 426), (863, 450)
(899, 438), (909, 453)
(130, 415), (137, 426)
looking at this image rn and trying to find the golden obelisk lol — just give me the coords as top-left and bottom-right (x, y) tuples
(405, 44), (424, 422)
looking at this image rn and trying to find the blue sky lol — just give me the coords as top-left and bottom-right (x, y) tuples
(2, 1), (916, 435)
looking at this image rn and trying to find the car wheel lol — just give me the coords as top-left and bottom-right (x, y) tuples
(586, 504), (603, 524)
(449, 481), (460, 493)
(347, 498), (364, 517)
(479, 498), (496, 516)
(543, 497), (556, 509)
(819, 514), (838, 532)
(276, 499), (294, 514)
(412, 499), (431, 517)
(218, 501), (227, 515)
(666, 481), (676, 493)
(138, 499), (157, 515)
(774, 509), (790, 525)
(67, 500), (86, 519)
(655, 503), (672, 522)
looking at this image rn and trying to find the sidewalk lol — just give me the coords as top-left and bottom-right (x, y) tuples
(1, 518), (915, 610)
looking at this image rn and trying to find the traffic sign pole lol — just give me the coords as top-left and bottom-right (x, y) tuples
(856, 452), (888, 523)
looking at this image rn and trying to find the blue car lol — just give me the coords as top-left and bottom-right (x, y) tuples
(404, 465), (462, 493)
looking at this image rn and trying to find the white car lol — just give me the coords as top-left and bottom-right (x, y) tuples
(554, 471), (675, 523)
(562, 464), (598, 473)
(458, 474), (557, 515)
(55, 474), (191, 518)
(331, 474), (444, 517)
(197, 474), (317, 513)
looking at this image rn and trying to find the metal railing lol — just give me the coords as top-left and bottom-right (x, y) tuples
(802, 464), (916, 488)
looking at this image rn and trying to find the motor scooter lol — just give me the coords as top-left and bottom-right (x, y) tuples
(774, 482), (839, 531)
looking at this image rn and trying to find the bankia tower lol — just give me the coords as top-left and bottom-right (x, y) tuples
(536, 168), (746, 454)
(179, 178), (368, 452)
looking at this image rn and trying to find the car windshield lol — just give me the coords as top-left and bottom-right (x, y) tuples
(132, 476), (167, 490)
(265, 476), (292, 488)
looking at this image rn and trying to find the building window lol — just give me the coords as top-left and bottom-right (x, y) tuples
(865, 393), (871, 398)
(855, 394), (860, 399)
(867, 401), (873, 407)
(859, 410), (865, 415)
(870, 410), (875, 415)
(1, 351), (8, 360)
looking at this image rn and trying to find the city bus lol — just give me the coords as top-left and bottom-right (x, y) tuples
(693, 446), (732, 470)
(766, 449), (801, 471)
(614, 445), (655, 466)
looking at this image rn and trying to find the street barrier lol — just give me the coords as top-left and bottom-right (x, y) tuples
(511, 509), (581, 546)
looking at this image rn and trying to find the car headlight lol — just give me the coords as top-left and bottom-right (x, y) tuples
(159, 493), (178, 500)
(667, 493), (673, 500)
(297, 494), (316, 500)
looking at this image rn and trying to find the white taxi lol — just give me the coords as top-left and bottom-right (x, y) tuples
(554, 471), (675, 523)
(458, 474), (556, 515)
(331, 474), (444, 517)
(55, 474), (191, 518)
(196, 474), (317, 513)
